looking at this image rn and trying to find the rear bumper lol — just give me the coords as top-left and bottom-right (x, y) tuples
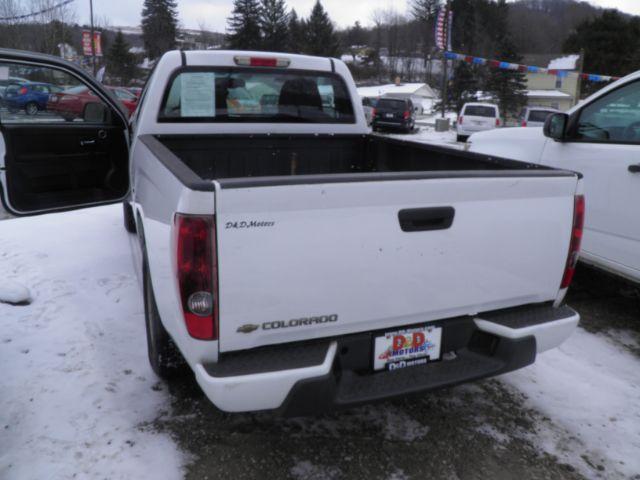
(194, 304), (579, 415)
(373, 119), (411, 129)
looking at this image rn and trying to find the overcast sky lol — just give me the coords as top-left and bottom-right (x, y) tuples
(72, 0), (640, 32)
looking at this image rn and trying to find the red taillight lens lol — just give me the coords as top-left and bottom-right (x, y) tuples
(371, 108), (376, 118)
(19, 87), (27, 95)
(560, 195), (585, 289)
(496, 118), (501, 127)
(250, 57), (278, 67)
(458, 116), (463, 125)
(175, 214), (218, 340)
(522, 120), (527, 127)
(403, 110), (410, 119)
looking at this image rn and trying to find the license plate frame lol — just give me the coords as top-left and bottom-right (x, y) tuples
(373, 324), (442, 371)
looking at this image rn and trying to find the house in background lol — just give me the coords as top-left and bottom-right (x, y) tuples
(357, 81), (436, 114)
(523, 54), (580, 111)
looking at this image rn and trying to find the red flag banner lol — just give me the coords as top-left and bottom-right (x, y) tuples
(82, 30), (103, 57)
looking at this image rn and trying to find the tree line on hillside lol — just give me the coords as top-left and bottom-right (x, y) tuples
(226, 0), (339, 57)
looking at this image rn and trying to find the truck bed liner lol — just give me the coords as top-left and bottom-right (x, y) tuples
(140, 134), (575, 191)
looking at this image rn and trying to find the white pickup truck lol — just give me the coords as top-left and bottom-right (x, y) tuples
(0, 48), (582, 415)
(467, 73), (640, 285)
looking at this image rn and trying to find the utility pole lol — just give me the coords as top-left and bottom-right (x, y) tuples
(440, 0), (451, 119)
(89, 0), (96, 76)
(574, 48), (585, 107)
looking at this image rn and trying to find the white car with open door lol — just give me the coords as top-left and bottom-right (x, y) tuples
(467, 72), (640, 285)
(0, 48), (583, 415)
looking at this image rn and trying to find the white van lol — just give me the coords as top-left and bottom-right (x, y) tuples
(518, 106), (560, 128)
(456, 103), (501, 142)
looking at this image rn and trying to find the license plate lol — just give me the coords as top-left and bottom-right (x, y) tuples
(373, 325), (442, 371)
(385, 113), (394, 118)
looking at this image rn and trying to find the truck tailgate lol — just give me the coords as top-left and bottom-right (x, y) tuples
(215, 175), (577, 352)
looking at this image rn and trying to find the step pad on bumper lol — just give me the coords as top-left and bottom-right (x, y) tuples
(477, 304), (576, 329)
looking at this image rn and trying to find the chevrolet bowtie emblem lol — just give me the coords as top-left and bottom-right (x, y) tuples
(237, 324), (259, 334)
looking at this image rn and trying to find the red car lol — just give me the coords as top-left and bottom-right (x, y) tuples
(106, 86), (138, 116)
(47, 85), (137, 120)
(47, 85), (100, 121)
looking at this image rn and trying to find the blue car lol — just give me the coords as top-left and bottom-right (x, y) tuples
(4, 82), (63, 115)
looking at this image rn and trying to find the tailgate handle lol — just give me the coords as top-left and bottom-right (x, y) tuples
(398, 207), (455, 232)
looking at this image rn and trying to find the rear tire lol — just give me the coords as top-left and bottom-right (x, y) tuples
(143, 260), (184, 379)
(25, 102), (38, 116)
(123, 201), (136, 233)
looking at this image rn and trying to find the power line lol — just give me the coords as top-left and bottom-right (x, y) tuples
(0, 0), (75, 22)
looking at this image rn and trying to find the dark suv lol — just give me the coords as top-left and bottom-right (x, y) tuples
(372, 97), (416, 133)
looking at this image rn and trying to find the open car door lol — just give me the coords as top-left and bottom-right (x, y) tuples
(0, 49), (129, 216)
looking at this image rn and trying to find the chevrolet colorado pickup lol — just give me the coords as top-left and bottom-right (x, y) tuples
(0, 48), (582, 415)
(467, 72), (640, 285)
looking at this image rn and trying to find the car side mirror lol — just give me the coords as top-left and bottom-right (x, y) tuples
(544, 113), (569, 141)
(83, 102), (110, 123)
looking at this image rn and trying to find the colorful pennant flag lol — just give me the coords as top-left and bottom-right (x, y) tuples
(444, 51), (621, 83)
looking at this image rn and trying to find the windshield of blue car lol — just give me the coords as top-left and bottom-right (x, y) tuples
(159, 68), (355, 123)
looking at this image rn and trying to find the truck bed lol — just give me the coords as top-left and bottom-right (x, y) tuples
(146, 134), (562, 189)
(138, 133), (579, 353)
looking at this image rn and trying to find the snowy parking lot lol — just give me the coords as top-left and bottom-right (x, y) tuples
(1, 204), (638, 480)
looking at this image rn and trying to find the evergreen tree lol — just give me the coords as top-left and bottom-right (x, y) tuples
(442, 61), (480, 113)
(141, 0), (178, 60)
(564, 10), (640, 96)
(106, 30), (138, 85)
(410, 0), (441, 23)
(483, 0), (527, 120)
(227, 0), (263, 50)
(484, 36), (527, 120)
(304, 1), (340, 57)
(287, 9), (305, 53)
(260, 0), (289, 52)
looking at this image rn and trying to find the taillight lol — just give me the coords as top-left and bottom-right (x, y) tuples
(522, 120), (527, 127)
(560, 195), (585, 289)
(403, 110), (410, 119)
(371, 108), (376, 118)
(458, 116), (463, 125)
(175, 214), (218, 340)
(234, 55), (291, 68)
(19, 87), (27, 95)
(496, 118), (501, 127)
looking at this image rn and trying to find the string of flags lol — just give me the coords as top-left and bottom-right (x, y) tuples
(444, 51), (621, 83)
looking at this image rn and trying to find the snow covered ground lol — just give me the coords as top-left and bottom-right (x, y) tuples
(503, 328), (640, 478)
(0, 207), (185, 480)
(382, 124), (463, 149)
(1, 204), (638, 479)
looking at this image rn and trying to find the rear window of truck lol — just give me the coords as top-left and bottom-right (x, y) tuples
(159, 68), (355, 124)
(463, 105), (497, 117)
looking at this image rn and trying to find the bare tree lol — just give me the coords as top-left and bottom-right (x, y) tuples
(0, 0), (26, 49)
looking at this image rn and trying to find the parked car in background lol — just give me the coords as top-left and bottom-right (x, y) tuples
(47, 85), (102, 121)
(518, 106), (560, 128)
(125, 86), (142, 98)
(456, 103), (501, 142)
(106, 86), (138, 116)
(467, 70), (640, 285)
(372, 97), (416, 133)
(361, 97), (376, 125)
(4, 82), (63, 115)
(0, 75), (30, 100)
